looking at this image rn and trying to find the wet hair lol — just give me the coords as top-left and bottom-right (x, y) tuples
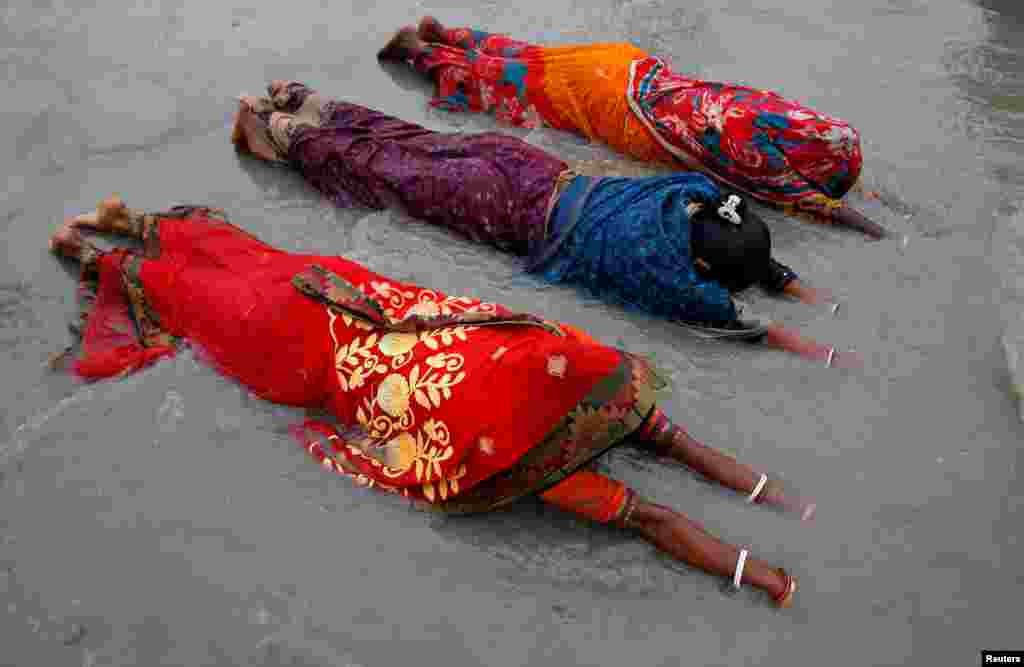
(689, 193), (772, 292)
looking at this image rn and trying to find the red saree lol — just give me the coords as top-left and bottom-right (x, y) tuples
(59, 207), (662, 513)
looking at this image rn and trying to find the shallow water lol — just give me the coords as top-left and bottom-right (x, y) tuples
(2, 0), (1023, 665)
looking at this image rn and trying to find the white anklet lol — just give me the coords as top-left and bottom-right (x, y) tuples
(732, 549), (749, 590)
(746, 473), (768, 504)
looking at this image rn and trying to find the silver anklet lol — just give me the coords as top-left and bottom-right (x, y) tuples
(619, 495), (638, 528)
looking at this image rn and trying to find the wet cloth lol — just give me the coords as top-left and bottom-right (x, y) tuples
(251, 83), (565, 254)
(410, 27), (862, 217)
(241, 84), (796, 330)
(528, 173), (739, 327)
(58, 208), (662, 513)
(538, 470), (629, 524)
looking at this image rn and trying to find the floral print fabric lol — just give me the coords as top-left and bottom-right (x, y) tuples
(410, 29), (863, 216)
(255, 81), (566, 254)
(626, 57), (863, 216)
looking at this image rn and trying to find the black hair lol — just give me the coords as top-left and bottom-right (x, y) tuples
(689, 193), (772, 292)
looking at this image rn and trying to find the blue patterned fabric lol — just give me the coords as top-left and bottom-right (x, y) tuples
(527, 173), (739, 326)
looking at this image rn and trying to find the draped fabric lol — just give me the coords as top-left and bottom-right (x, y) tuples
(65, 250), (178, 380)
(409, 28), (862, 216)
(412, 38), (671, 165)
(625, 57), (862, 217)
(237, 83), (751, 329)
(251, 83), (566, 255)
(57, 209), (662, 512)
(529, 174), (739, 327)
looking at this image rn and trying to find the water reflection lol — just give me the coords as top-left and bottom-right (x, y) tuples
(946, 1), (1024, 149)
(233, 149), (317, 206)
(950, 1), (1024, 412)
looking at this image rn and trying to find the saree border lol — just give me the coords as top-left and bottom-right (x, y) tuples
(426, 351), (664, 515)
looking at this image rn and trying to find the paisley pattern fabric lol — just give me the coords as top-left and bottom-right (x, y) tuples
(57, 208), (662, 513)
(250, 82), (566, 254)
(626, 57), (863, 217)
(409, 27), (862, 216)
(416, 32), (548, 127)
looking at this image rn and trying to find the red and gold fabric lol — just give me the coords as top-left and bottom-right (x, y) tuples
(57, 207), (664, 514)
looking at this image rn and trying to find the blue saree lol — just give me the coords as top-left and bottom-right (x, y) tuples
(528, 173), (740, 326)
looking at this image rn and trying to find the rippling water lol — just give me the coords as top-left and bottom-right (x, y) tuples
(2, 1), (1022, 665)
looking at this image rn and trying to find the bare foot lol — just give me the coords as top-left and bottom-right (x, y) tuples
(267, 81), (295, 109)
(49, 219), (84, 257)
(773, 572), (798, 609)
(69, 195), (129, 232)
(377, 26), (423, 61)
(232, 100), (281, 162)
(269, 80), (289, 99)
(417, 16), (446, 43)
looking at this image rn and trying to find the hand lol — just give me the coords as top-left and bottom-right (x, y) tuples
(760, 479), (817, 522)
(765, 323), (864, 369)
(833, 205), (890, 240)
(782, 280), (834, 305)
(828, 347), (865, 370)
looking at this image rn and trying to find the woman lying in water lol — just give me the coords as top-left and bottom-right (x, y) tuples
(48, 196), (814, 606)
(232, 81), (858, 366)
(377, 17), (887, 239)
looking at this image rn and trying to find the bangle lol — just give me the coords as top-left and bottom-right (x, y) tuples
(732, 549), (749, 590)
(746, 474), (768, 504)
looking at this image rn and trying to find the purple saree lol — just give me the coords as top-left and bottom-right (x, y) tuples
(248, 82), (567, 254)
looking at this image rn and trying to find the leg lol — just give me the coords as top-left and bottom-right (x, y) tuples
(625, 498), (796, 606)
(633, 408), (817, 520)
(381, 19), (543, 126)
(540, 470), (796, 606)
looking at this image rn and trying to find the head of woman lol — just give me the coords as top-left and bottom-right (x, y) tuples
(689, 193), (773, 292)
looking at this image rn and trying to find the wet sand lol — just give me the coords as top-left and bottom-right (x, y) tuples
(2, 1), (1022, 665)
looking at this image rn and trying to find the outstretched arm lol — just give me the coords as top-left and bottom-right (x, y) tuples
(781, 279), (832, 305)
(761, 258), (833, 305)
(833, 204), (891, 240)
(764, 322), (862, 368)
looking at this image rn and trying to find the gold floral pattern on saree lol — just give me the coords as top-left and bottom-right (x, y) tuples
(301, 344), (667, 513)
(295, 266), (578, 505)
(368, 281), (498, 320)
(294, 265), (563, 337)
(433, 354), (666, 515)
(324, 276), (498, 500)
